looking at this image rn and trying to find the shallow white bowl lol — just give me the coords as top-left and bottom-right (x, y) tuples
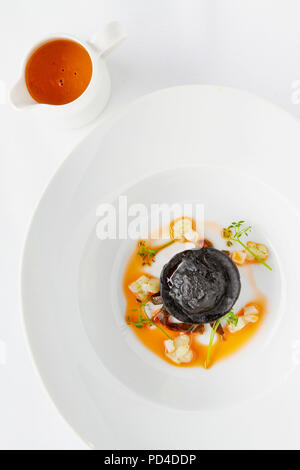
(22, 86), (300, 449)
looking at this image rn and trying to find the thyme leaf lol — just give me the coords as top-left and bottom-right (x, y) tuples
(223, 220), (272, 271)
(137, 240), (175, 265)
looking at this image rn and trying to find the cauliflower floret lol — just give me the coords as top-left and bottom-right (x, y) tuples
(245, 242), (269, 261)
(227, 316), (247, 333)
(129, 275), (160, 301)
(227, 305), (259, 333)
(243, 305), (260, 323)
(231, 250), (247, 265)
(165, 339), (176, 353)
(147, 277), (160, 293)
(144, 301), (162, 318)
(170, 217), (198, 243)
(164, 334), (193, 364)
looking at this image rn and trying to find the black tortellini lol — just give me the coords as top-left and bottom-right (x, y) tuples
(160, 247), (241, 324)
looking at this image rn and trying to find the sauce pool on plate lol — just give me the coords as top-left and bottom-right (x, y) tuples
(123, 243), (267, 369)
(123, 217), (270, 369)
(25, 39), (93, 105)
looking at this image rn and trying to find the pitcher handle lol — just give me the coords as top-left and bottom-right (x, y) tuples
(9, 78), (36, 109)
(90, 22), (126, 57)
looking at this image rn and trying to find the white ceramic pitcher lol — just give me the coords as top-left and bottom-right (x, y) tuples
(10, 22), (126, 128)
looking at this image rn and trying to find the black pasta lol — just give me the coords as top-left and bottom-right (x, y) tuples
(160, 247), (241, 324)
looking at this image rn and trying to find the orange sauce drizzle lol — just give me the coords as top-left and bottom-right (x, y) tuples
(123, 223), (268, 369)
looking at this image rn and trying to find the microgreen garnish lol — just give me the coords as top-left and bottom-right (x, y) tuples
(225, 310), (239, 327)
(205, 310), (238, 369)
(223, 221), (272, 271)
(137, 240), (175, 265)
(127, 297), (173, 340)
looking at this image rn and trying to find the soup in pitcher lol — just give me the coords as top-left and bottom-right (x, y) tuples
(25, 39), (93, 105)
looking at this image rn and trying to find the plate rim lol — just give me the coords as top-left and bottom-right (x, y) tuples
(20, 84), (300, 449)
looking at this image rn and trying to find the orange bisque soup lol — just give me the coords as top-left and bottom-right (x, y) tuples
(123, 218), (269, 369)
(25, 39), (93, 105)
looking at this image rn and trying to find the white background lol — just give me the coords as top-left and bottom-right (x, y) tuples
(1, 0), (300, 450)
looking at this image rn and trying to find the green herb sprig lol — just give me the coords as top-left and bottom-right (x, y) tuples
(137, 240), (175, 265)
(206, 310), (239, 369)
(223, 221), (272, 271)
(127, 297), (173, 340)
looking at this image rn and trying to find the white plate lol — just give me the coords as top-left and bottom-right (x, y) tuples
(22, 86), (300, 449)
